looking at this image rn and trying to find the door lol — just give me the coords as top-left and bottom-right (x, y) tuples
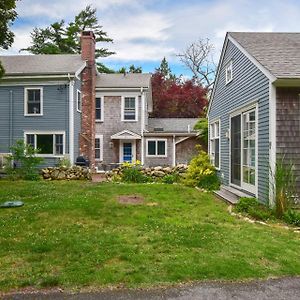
(231, 115), (241, 186)
(230, 108), (257, 195)
(120, 140), (136, 163)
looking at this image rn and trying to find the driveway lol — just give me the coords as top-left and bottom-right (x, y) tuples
(3, 277), (300, 300)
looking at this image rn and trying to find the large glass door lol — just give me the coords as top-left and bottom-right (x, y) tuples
(241, 109), (256, 194)
(231, 115), (241, 186)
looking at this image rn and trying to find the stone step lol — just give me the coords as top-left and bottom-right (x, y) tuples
(214, 185), (254, 205)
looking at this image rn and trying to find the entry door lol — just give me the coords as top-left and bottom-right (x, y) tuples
(120, 141), (136, 163)
(231, 115), (241, 186)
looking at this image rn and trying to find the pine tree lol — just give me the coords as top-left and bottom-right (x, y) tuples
(155, 57), (175, 80)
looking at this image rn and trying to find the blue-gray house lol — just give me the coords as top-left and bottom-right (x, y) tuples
(208, 32), (300, 205)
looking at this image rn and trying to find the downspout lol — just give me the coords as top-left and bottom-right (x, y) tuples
(9, 90), (13, 148)
(172, 135), (176, 167)
(68, 74), (75, 165)
(141, 87), (145, 165)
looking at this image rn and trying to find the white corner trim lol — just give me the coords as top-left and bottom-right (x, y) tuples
(24, 87), (43, 116)
(269, 83), (277, 206)
(121, 95), (138, 122)
(69, 80), (75, 165)
(146, 138), (168, 158)
(172, 135), (176, 167)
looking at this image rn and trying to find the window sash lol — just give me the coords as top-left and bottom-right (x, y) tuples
(77, 90), (82, 112)
(95, 135), (103, 161)
(95, 97), (102, 121)
(26, 88), (42, 115)
(123, 97), (136, 120)
(147, 140), (166, 156)
(210, 120), (220, 168)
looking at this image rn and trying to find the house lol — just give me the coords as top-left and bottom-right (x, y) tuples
(0, 31), (200, 171)
(208, 32), (300, 205)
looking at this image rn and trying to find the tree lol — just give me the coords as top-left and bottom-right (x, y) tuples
(155, 57), (175, 80)
(177, 38), (216, 90)
(151, 71), (207, 118)
(118, 64), (142, 74)
(0, 0), (17, 78)
(22, 5), (114, 71)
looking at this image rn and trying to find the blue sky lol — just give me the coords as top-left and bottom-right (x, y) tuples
(3, 0), (300, 76)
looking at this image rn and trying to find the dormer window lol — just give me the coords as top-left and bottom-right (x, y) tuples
(24, 87), (43, 116)
(225, 61), (233, 84)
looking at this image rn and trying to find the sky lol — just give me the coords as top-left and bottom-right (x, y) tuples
(3, 0), (300, 76)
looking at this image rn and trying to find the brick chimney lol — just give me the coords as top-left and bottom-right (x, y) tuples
(80, 31), (96, 169)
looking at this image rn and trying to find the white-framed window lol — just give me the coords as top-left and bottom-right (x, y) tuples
(24, 87), (43, 116)
(95, 135), (103, 161)
(24, 131), (65, 157)
(210, 120), (220, 169)
(146, 139), (167, 157)
(121, 96), (138, 121)
(225, 61), (233, 84)
(76, 90), (82, 112)
(95, 97), (104, 122)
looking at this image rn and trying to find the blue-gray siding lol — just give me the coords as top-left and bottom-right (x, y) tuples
(209, 40), (270, 203)
(0, 83), (70, 166)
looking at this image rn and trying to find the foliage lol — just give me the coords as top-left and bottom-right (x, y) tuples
(21, 5), (114, 72)
(1, 181), (300, 290)
(177, 38), (216, 90)
(0, 0), (17, 78)
(118, 64), (143, 74)
(5, 140), (43, 180)
(183, 147), (220, 190)
(155, 57), (176, 80)
(235, 197), (274, 221)
(194, 118), (208, 147)
(283, 210), (300, 227)
(273, 157), (297, 218)
(57, 157), (71, 168)
(162, 173), (180, 184)
(151, 71), (208, 118)
(120, 161), (149, 183)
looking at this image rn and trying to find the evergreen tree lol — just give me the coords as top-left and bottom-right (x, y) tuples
(0, 0), (17, 78)
(155, 57), (175, 80)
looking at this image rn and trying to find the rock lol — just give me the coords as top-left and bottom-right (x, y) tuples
(43, 172), (51, 179)
(153, 170), (165, 177)
(154, 166), (163, 171)
(57, 171), (66, 180)
(51, 169), (60, 179)
(163, 167), (172, 173)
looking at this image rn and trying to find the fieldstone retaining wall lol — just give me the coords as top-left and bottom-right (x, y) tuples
(42, 166), (92, 180)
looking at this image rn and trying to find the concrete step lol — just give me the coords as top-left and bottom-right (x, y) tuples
(214, 185), (254, 205)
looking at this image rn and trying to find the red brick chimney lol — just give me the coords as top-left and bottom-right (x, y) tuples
(80, 31), (96, 169)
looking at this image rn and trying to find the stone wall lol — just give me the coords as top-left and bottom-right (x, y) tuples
(42, 166), (91, 180)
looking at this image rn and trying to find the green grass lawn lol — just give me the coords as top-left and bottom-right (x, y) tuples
(0, 181), (300, 291)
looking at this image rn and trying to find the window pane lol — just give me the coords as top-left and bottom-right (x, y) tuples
(37, 135), (53, 154)
(124, 97), (136, 120)
(148, 141), (156, 155)
(215, 138), (220, 168)
(77, 91), (81, 111)
(125, 97), (135, 109)
(55, 134), (63, 155)
(26, 134), (35, 148)
(95, 98), (102, 120)
(157, 141), (166, 155)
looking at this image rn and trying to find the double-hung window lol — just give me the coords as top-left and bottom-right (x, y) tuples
(147, 139), (167, 157)
(122, 96), (137, 121)
(24, 87), (43, 116)
(210, 120), (220, 168)
(25, 132), (65, 156)
(95, 135), (103, 161)
(77, 90), (82, 112)
(225, 61), (233, 84)
(95, 97), (103, 121)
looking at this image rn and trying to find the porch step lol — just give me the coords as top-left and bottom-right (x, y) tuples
(214, 185), (254, 205)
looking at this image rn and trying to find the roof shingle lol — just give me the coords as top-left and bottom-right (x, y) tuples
(96, 73), (151, 88)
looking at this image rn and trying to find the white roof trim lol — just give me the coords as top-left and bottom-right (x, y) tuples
(111, 130), (141, 140)
(207, 33), (277, 115)
(75, 62), (87, 79)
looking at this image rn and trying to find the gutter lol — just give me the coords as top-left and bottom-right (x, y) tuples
(68, 74), (75, 165)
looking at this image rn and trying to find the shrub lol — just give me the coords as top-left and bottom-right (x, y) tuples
(5, 140), (44, 180)
(283, 210), (300, 227)
(235, 197), (258, 213)
(121, 161), (149, 183)
(57, 157), (71, 168)
(183, 147), (220, 190)
(162, 174), (180, 184)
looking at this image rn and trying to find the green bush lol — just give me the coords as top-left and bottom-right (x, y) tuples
(183, 147), (220, 190)
(162, 174), (180, 184)
(236, 197), (273, 221)
(120, 161), (149, 183)
(283, 210), (300, 227)
(5, 140), (44, 180)
(57, 157), (71, 168)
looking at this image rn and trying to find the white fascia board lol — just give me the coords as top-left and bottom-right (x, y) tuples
(75, 62), (87, 79)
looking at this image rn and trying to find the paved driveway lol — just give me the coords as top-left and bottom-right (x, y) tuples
(3, 277), (300, 300)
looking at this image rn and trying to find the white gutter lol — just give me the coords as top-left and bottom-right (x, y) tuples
(68, 75), (75, 165)
(141, 87), (145, 165)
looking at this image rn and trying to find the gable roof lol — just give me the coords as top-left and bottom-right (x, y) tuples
(111, 130), (141, 140)
(229, 32), (300, 79)
(0, 54), (85, 76)
(96, 73), (151, 89)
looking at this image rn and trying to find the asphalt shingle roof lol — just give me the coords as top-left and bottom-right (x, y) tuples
(148, 118), (198, 133)
(0, 54), (85, 76)
(96, 73), (151, 88)
(229, 32), (300, 79)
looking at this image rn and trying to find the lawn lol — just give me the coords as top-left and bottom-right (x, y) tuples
(0, 181), (300, 292)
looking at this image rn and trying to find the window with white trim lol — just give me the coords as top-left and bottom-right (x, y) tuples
(147, 139), (167, 157)
(77, 90), (82, 112)
(95, 135), (103, 161)
(24, 87), (43, 116)
(122, 96), (137, 121)
(225, 61), (233, 84)
(210, 121), (220, 168)
(25, 133), (65, 156)
(95, 97), (103, 121)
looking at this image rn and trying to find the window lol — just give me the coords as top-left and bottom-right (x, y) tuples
(225, 61), (233, 84)
(25, 132), (65, 156)
(77, 90), (82, 112)
(95, 135), (103, 161)
(24, 87), (43, 116)
(146, 139), (167, 157)
(210, 120), (220, 168)
(95, 97), (103, 121)
(122, 96), (137, 121)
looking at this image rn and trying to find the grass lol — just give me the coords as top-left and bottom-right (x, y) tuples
(0, 181), (300, 292)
